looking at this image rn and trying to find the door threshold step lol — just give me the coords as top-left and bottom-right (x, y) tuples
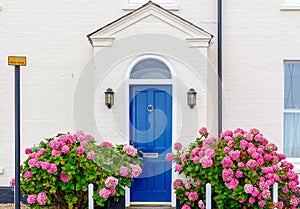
(127, 205), (174, 209)
(126, 207), (174, 209)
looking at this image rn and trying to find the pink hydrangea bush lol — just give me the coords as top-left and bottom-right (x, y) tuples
(17, 131), (143, 209)
(168, 128), (300, 209)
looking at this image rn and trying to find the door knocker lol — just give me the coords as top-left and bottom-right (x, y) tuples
(147, 105), (154, 113)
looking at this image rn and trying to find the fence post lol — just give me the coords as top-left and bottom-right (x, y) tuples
(206, 183), (211, 209)
(89, 184), (94, 209)
(273, 182), (278, 208)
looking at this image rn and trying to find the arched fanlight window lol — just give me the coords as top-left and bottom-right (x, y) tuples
(130, 58), (172, 79)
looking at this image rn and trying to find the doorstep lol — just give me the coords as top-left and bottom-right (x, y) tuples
(126, 205), (174, 209)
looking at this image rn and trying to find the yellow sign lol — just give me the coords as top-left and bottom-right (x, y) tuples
(8, 56), (26, 66)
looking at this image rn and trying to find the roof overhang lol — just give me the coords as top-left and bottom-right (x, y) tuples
(87, 1), (213, 48)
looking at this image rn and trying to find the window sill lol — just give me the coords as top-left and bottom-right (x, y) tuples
(286, 158), (300, 174)
(293, 166), (300, 174)
(280, 4), (300, 11)
(123, 4), (180, 11)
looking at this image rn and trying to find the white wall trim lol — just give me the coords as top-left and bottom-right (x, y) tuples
(88, 2), (212, 48)
(186, 38), (211, 48)
(123, 4), (180, 11)
(124, 54), (177, 207)
(123, 0), (179, 11)
(89, 37), (115, 47)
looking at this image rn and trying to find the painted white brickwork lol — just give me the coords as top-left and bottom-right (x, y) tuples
(222, 0), (300, 172)
(0, 0), (216, 186)
(0, 0), (300, 186)
(222, 0), (300, 151)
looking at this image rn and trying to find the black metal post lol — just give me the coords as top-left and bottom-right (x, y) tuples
(218, 0), (223, 136)
(14, 65), (21, 209)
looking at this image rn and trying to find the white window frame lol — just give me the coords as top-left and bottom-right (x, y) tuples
(284, 0), (300, 5)
(284, 61), (300, 173)
(284, 110), (300, 173)
(281, 0), (300, 10)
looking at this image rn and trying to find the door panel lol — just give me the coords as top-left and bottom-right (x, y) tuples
(130, 85), (172, 202)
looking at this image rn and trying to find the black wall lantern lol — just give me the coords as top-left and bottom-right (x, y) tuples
(104, 88), (114, 109)
(187, 88), (197, 109)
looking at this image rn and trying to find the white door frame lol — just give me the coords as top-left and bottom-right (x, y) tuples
(124, 54), (177, 207)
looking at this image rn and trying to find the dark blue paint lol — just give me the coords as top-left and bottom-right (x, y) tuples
(0, 187), (27, 203)
(130, 85), (172, 202)
(15, 66), (21, 209)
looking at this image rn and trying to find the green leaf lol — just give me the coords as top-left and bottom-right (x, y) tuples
(119, 189), (125, 195)
(75, 183), (81, 191)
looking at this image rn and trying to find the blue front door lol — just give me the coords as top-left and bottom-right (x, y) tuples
(130, 85), (172, 202)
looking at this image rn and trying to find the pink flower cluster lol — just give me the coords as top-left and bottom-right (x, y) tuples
(174, 135), (217, 170)
(187, 144), (216, 168)
(199, 156), (213, 168)
(48, 132), (94, 157)
(51, 135), (73, 148)
(219, 128), (300, 207)
(169, 127), (300, 209)
(181, 203), (191, 209)
(81, 141), (89, 147)
(105, 176), (119, 188)
(28, 148), (46, 159)
(99, 188), (111, 199)
(27, 192), (47, 205)
(77, 147), (85, 154)
(27, 195), (36, 204)
(221, 156), (233, 167)
(99, 176), (120, 199)
(24, 171), (33, 179)
(20, 131), (144, 208)
(199, 127), (208, 135)
(174, 142), (182, 151)
(129, 164), (142, 178)
(119, 166), (129, 176)
(74, 130), (93, 141)
(87, 151), (95, 160)
(9, 178), (15, 187)
(100, 141), (113, 148)
(198, 200), (206, 209)
(187, 192), (198, 201)
(27, 158), (57, 174)
(37, 192), (47, 205)
(173, 179), (183, 189)
(60, 173), (69, 183)
(175, 164), (183, 172)
(25, 148), (33, 154)
(122, 145), (138, 157)
(166, 153), (174, 162)
(49, 134), (76, 156)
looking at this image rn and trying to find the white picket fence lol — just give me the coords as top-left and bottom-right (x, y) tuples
(89, 184), (94, 209)
(88, 182), (279, 209)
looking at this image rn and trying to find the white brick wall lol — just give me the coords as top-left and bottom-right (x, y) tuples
(0, 0), (216, 186)
(222, 0), (300, 157)
(1, 0), (300, 185)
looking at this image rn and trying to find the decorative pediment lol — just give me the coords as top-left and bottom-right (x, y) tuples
(87, 1), (213, 48)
